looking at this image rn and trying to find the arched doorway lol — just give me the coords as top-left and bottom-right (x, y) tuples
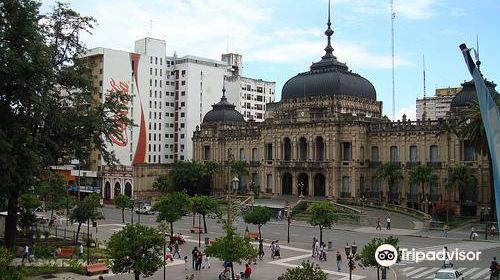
(298, 173), (309, 196)
(282, 173), (292, 195)
(125, 182), (132, 198)
(314, 174), (326, 197)
(114, 182), (121, 198)
(104, 182), (111, 199)
(283, 138), (292, 160)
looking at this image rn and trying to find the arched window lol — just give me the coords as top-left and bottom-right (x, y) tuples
(283, 138), (292, 160)
(299, 137), (307, 161)
(315, 137), (324, 161)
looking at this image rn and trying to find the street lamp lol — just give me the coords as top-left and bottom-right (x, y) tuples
(298, 181), (304, 198)
(228, 177), (239, 225)
(345, 241), (357, 280)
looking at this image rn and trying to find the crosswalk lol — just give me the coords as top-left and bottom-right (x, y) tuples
(400, 266), (492, 279)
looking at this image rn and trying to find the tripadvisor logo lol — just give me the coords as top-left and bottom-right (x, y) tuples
(375, 244), (398, 267)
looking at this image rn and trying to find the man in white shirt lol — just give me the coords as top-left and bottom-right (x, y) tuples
(386, 217), (391, 230)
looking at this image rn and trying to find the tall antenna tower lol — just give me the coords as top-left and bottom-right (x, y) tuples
(391, 0), (396, 120)
(422, 55), (427, 120)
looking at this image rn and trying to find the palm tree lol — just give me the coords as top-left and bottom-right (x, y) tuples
(202, 161), (218, 195)
(447, 165), (477, 220)
(409, 165), (437, 213)
(458, 92), (500, 219)
(376, 162), (403, 204)
(231, 161), (250, 193)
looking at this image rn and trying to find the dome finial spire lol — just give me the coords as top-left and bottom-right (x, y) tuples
(221, 79), (227, 101)
(322, 0), (335, 59)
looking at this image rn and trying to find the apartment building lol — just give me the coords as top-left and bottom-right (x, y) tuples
(416, 87), (461, 120)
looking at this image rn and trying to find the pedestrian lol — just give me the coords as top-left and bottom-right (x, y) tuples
(376, 218), (382, 230)
(202, 251), (211, 269)
(78, 243), (84, 258)
(386, 216), (391, 230)
(165, 247), (174, 262)
(442, 224), (449, 237)
(443, 246), (452, 268)
(195, 251), (202, 271)
(173, 241), (181, 258)
(278, 210), (282, 221)
(490, 224), (497, 236)
(270, 241), (275, 259)
(314, 239), (320, 258)
(336, 251), (342, 271)
(319, 242), (327, 261)
(490, 257), (499, 280)
(184, 256), (189, 270)
(21, 244), (31, 264)
(311, 237), (317, 257)
(258, 239), (265, 260)
(470, 226), (476, 240)
(191, 246), (200, 270)
(274, 240), (281, 259)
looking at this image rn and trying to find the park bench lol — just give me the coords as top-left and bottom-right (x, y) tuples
(190, 226), (203, 233)
(85, 263), (109, 276)
(58, 247), (75, 258)
(247, 232), (259, 240)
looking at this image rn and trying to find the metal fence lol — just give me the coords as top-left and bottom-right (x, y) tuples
(32, 225), (86, 243)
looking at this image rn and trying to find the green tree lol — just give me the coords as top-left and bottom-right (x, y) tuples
(205, 223), (257, 280)
(277, 260), (327, 280)
(308, 202), (337, 244)
(243, 205), (272, 239)
(0, 247), (25, 280)
(108, 224), (164, 280)
(152, 175), (173, 193)
(356, 236), (399, 271)
(167, 161), (213, 195)
(409, 164), (437, 212)
(70, 193), (104, 242)
(153, 192), (190, 236)
(190, 195), (220, 233)
(447, 164), (477, 217)
(37, 171), (67, 220)
(114, 193), (134, 223)
(18, 193), (41, 234)
(376, 162), (403, 203)
(61, 194), (78, 226)
(203, 161), (218, 195)
(0, 1), (131, 247)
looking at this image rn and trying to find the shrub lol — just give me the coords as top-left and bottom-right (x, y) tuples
(431, 203), (455, 221)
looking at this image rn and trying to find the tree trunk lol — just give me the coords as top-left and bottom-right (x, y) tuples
(203, 214), (207, 233)
(230, 263), (235, 280)
(319, 226), (323, 245)
(50, 209), (54, 221)
(121, 208), (125, 223)
(5, 193), (19, 248)
(421, 182), (426, 212)
(134, 271), (140, 280)
(170, 222), (174, 236)
(75, 222), (82, 243)
(192, 212), (195, 227)
(258, 225), (262, 240)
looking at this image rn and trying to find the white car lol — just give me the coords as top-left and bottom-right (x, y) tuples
(433, 268), (463, 280)
(135, 205), (155, 215)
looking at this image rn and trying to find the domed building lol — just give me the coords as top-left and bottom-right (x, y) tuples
(192, 6), (493, 216)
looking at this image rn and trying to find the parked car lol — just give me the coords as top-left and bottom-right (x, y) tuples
(135, 205), (155, 215)
(433, 268), (463, 280)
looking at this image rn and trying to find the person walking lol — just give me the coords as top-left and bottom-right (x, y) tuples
(195, 251), (203, 271)
(278, 210), (282, 221)
(376, 218), (382, 230)
(258, 240), (265, 260)
(312, 237), (317, 257)
(270, 241), (276, 259)
(191, 247), (200, 270)
(21, 244), (31, 264)
(442, 224), (449, 237)
(490, 257), (499, 280)
(470, 226), (476, 240)
(202, 251), (211, 269)
(336, 251), (342, 271)
(78, 243), (84, 258)
(173, 241), (181, 258)
(386, 216), (391, 230)
(274, 240), (281, 259)
(314, 239), (320, 258)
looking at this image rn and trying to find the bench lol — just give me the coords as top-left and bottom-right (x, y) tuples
(190, 226), (203, 233)
(247, 232), (259, 240)
(85, 263), (109, 276)
(58, 247), (75, 258)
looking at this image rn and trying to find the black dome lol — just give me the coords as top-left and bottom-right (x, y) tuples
(451, 80), (497, 107)
(203, 93), (245, 124)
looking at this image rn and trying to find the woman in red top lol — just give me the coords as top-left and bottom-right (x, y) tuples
(240, 264), (252, 278)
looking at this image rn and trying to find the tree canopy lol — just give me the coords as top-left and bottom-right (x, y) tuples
(277, 260), (327, 280)
(356, 236), (399, 268)
(114, 193), (134, 223)
(37, 171), (67, 218)
(166, 161), (217, 195)
(69, 193), (104, 242)
(409, 164), (437, 208)
(243, 205), (272, 239)
(190, 195), (220, 233)
(153, 192), (190, 236)
(376, 162), (403, 202)
(308, 202), (337, 244)
(108, 224), (164, 280)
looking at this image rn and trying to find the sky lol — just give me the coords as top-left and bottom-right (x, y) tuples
(40, 0), (500, 120)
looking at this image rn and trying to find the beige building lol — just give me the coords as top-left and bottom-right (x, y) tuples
(192, 11), (493, 216)
(416, 87), (461, 120)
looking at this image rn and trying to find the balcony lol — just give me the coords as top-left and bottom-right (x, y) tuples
(406, 161), (421, 168)
(340, 192), (351, 198)
(406, 192), (420, 202)
(278, 161), (291, 168)
(366, 191), (381, 199)
(369, 161), (381, 168)
(250, 161), (260, 167)
(427, 161), (442, 169)
(311, 161), (326, 168)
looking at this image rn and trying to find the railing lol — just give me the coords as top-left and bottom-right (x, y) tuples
(369, 161), (381, 168)
(250, 161), (260, 167)
(340, 192), (351, 198)
(406, 192), (420, 202)
(366, 191), (381, 199)
(406, 161), (421, 168)
(32, 225), (86, 243)
(427, 161), (442, 168)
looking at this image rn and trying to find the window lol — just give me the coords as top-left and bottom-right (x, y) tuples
(239, 148), (245, 160)
(371, 146), (379, 162)
(430, 145), (438, 162)
(180, 112), (185, 117)
(299, 137), (308, 161)
(181, 91), (185, 96)
(464, 141), (475, 161)
(342, 142), (351, 161)
(316, 137), (325, 161)
(390, 146), (398, 162)
(180, 134), (185, 139)
(150, 68), (153, 75)
(283, 138), (292, 160)
(342, 176), (350, 193)
(359, 146), (364, 162)
(155, 68), (157, 76)
(252, 148), (258, 161)
(181, 102), (185, 107)
(359, 176), (365, 193)
(266, 143), (273, 160)
(266, 174), (273, 193)
(181, 81), (186, 85)
(181, 70), (186, 76)
(160, 69), (162, 76)
(155, 57), (158, 64)
(203, 146), (211, 160)
(409, 145), (418, 162)
(180, 123), (185, 128)
(160, 58), (162, 65)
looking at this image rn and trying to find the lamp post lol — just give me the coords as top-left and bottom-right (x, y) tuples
(345, 241), (357, 280)
(163, 238), (166, 280)
(228, 177), (239, 225)
(298, 181), (304, 198)
(198, 213), (202, 247)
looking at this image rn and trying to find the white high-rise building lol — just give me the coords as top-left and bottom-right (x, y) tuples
(416, 87), (461, 120)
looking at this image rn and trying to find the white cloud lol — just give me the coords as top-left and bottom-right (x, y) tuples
(395, 106), (417, 121)
(334, 0), (441, 20)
